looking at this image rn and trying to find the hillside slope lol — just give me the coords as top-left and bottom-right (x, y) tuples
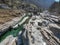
(49, 2), (60, 15)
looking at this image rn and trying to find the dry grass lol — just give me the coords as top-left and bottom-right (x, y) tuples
(0, 9), (23, 24)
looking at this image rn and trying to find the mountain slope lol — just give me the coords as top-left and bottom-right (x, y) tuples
(21, 0), (55, 9)
(49, 2), (60, 15)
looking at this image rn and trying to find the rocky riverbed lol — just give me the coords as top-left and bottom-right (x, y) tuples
(0, 11), (60, 45)
(22, 11), (60, 45)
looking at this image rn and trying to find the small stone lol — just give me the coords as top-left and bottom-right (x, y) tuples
(38, 22), (42, 26)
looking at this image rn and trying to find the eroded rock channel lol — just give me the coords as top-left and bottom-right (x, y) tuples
(0, 11), (60, 45)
